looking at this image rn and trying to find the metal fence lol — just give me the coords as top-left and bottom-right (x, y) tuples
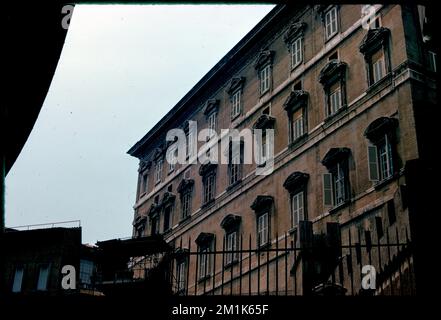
(165, 226), (415, 296)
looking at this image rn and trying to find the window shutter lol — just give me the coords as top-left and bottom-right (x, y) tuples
(323, 173), (333, 206)
(368, 145), (379, 181)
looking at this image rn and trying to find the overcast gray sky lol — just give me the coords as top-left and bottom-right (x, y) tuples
(5, 4), (275, 244)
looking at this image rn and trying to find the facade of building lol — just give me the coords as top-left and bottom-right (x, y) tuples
(127, 4), (435, 295)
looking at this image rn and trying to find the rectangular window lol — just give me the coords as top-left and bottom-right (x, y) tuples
(208, 112), (216, 133)
(257, 212), (269, 247)
(181, 192), (191, 219)
(37, 264), (50, 291)
(168, 147), (177, 173)
(429, 51), (437, 72)
(291, 37), (303, 68)
(203, 174), (216, 204)
(323, 160), (349, 207)
(225, 231), (238, 265)
(177, 261), (186, 292)
(292, 108), (304, 141)
(163, 205), (172, 232)
(155, 159), (163, 183)
(291, 191), (304, 228)
(229, 151), (241, 185)
(151, 216), (159, 235)
(368, 135), (394, 182)
(187, 131), (195, 158)
(141, 173), (148, 194)
(334, 162), (346, 205)
(328, 84), (342, 116)
(12, 266), (24, 293)
(79, 259), (94, 287)
(325, 7), (338, 40)
(371, 50), (385, 84)
(260, 65), (271, 94)
(199, 246), (212, 279)
(231, 90), (241, 119)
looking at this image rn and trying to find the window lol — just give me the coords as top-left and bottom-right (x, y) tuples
(181, 191), (191, 219)
(163, 205), (172, 232)
(257, 212), (269, 247)
(203, 173), (216, 204)
(151, 215), (159, 235)
(293, 81), (302, 91)
(291, 191), (304, 228)
(319, 60), (347, 119)
(323, 159), (350, 207)
(325, 7), (338, 40)
(79, 260), (94, 288)
(291, 108), (304, 141)
(371, 50), (386, 84)
(225, 231), (238, 265)
(155, 159), (163, 183)
(208, 112), (217, 133)
(429, 51), (437, 72)
(291, 37), (303, 68)
(186, 130), (195, 158)
(12, 266), (24, 293)
(199, 246), (212, 279)
(168, 146), (177, 173)
(231, 90), (242, 119)
(328, 83), (342, 116)
(141, 173), (148, 194)
(260, 64), (271, 94)
(329, 51), (338, 61)
(368, 134), (394, 181)
(229, 148), (242, 185)
(177, 261), (186, 292)
(37, 264), (50, 291)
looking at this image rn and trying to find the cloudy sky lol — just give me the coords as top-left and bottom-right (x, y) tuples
(5, 4), (275, 244)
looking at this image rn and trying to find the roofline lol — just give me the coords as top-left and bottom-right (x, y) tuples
(127, 4), (287, 158)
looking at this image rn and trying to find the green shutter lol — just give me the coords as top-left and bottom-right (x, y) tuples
(323, 173), (333, 206)
(368, 145), (379, 181)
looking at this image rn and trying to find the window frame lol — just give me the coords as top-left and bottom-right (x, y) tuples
(12, 266), (24, 293)
(324, 6), (339, 41)
(291, 36), (303, 69)
(257, 212), (270, 247)
(259, 64), (271, 95)
(154, 159), (163, 184)
(231, 89), (242, 119)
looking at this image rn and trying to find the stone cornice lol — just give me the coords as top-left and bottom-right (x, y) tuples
(283, 22), (307, 47)
(252, 114), (276, 130)
(254, 50), (275, 70)
(283, 172), (309, 193)
(318, 60), (347, 86)
(283, 90), (309, 113)
(359, 27), (390, 56)
(227, 77), (246, 95)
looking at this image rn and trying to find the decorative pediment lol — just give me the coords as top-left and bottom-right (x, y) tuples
(252, 114), (276, 130)
(364, 117), (398, 142)
(220, 214), (242, 231)
(250, 195), (274, 213)
(283, 90), (309, 112)
(321, 147), (351, 168)
(195, 232), (215, 246)
(148, 203), (161, 217)
(203, 99), (219, 115)
(138, 160), (151, 173)
(133, 215), (147, 227)
(227, 77), (245, 94)
(174, 247), (189, 261)
(284, 22), (307, 46)
(153, 147), (164, 160)
(283, 172), (310, 193)
(254, 50), (274, 70)
(359, 27), (390, 55)
(177, 179), (194, 194)
(319, 60), (347, 86)
(161, 191), (176, 206)
(198, 162), (218, 177)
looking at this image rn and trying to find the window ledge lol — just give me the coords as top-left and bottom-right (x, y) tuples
(226, 179), (242, 192)
(257, 242), (272, 252)
(201, 199), (215, 210)
(366, 73), (392, 94)
(179, 215), (191, 225)
(289, 134), (308, 149)
(198, 275), (212, 283)
(224, 260), (240, 269)
(373, 172), (400, 190)
(324, 105), (348, 123)
(329, 199), (351, 214)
